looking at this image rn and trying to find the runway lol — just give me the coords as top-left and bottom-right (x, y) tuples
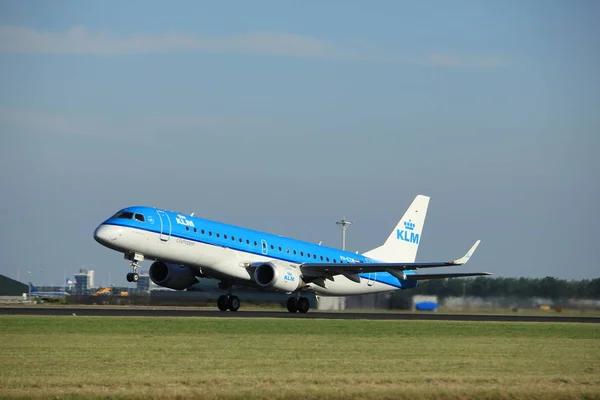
(1, 306), (598, 323)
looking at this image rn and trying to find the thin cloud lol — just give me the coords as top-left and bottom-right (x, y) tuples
(0, 25), (336, 58)
(0, 25), (512, 67)
(0, 108), (225, 146)
(410, 53), (512, 68)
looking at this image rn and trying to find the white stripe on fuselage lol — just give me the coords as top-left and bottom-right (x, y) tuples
(107, 224), (398, 296)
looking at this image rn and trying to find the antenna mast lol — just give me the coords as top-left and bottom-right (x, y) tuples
(336, 217), (353, 251)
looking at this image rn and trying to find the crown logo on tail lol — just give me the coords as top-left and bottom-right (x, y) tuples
(403, 220), (415, 231)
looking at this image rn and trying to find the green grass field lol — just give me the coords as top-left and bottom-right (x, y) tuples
(1, 316), (598, 400)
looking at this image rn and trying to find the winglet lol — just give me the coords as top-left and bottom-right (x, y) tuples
(449, 240), (481, 265)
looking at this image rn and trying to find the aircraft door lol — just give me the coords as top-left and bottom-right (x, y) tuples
(261, 239), (268, 255)
(157, 210), (171, 241)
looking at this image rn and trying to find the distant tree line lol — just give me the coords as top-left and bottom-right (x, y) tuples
(410, 277), (600, 300)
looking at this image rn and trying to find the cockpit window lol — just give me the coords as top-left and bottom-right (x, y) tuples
(112, 211), (134, 220)
(134, 213), (145, 222)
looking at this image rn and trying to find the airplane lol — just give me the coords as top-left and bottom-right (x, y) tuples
(93, 195), (491, 313)
(28, 283), (69, 298)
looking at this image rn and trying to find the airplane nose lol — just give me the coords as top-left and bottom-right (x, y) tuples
(93, 224), (121, 245)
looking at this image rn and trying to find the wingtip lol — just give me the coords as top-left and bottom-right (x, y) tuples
(454, 240), (481, 265)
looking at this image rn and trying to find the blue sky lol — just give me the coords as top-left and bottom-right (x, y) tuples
(0, 0), (598, 286)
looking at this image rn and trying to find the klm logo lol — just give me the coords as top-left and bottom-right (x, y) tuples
(175, 214), (195, 228)
(396, 219), (419, 244)
(284, 271), (296, 283)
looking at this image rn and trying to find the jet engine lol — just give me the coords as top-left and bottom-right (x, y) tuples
(252, 262), (302, 292)
(149, 261), (198, 290)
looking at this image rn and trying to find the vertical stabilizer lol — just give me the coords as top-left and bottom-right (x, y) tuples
(362, 195), (430, 263)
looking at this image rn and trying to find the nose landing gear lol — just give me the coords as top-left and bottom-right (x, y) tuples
(124, 253), (144, 283)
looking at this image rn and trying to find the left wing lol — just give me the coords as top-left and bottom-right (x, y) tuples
(300, 240), (488, 282)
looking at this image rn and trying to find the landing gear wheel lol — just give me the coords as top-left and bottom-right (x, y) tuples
(227, 296), (240, 312)
(126, 259), (141, 283)
(297, 297), (310, 314)
(217, 295), (229, 312)
(286, 297), (298, 313)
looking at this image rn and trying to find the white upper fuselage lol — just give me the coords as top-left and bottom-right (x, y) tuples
(93, 206), (418, 296)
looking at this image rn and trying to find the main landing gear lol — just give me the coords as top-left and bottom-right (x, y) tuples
(217, 294), (241, 312)
(287, 296), (310, 313)
(217, 282), (240, 312)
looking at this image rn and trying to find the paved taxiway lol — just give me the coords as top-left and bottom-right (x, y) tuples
(1, 306), (598, 323)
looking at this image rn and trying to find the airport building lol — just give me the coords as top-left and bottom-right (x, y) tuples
(136, 274), (152, 293)
(0, 274), (28, 297)
(74, 268), (95, 294)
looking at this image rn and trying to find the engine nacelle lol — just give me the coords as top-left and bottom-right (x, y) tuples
(149, 261), (198, 290)
(252, 262), (302, 292)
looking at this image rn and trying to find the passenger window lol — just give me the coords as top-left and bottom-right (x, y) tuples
(333, 259), (337, 263)
(314, 254), (317, 259)
(193, 228), (197, 233)
(254, 241), (257, 246)
(270, 245), (274, 250)
(240, 238), (243, 243)
(326, 257), (330, 262)
(278, 246), (282, 251)
(186, 226), (189, 231)
(301, 252), (304, 256)
(293, 250), (297, 255)
(246, 239), (249, 244)
(224, 234), (227, 239)
(217, 233), (220, 238)
(320, 256), (323, 260)
(134, 214), (145, 222)
(231, 236), (235, 241)
(307, 253), (311, 258)
(201, 229), (205, 234)
(209, 231), (213, 236)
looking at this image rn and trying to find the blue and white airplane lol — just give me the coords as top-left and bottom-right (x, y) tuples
(28, 283), (69, 299)
(93, 195), (490, 313)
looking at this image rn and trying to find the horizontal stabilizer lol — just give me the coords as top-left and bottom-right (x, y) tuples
(406, 272), (492, 280)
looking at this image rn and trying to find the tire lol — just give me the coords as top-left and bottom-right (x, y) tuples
(286, 297), (298, 313)
(126, 273), (132, 282)
(297, 297), (310, 313)
(217, 295), (229, 311)
(132, 273), (139, 282)
(228, 296), (240, 312)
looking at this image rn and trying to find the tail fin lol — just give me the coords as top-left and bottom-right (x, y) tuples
(29, 282), (36, 292)
(362, 195), (430, 263)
